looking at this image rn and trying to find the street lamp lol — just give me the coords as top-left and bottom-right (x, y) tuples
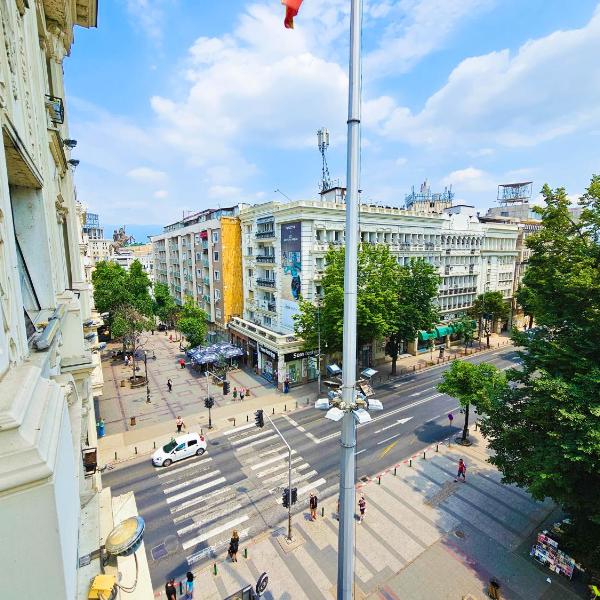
(144, 350), (151, 403)
(317, 298), (322, 394)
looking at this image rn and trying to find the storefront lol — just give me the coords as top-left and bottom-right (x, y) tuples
(283, 348), (319, 386)
(258, 344), (278, 383)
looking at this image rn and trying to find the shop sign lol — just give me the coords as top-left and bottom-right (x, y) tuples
(258, 344), (277, 360)
(248, 339), (257, 348)
(284, 348), (319, 362)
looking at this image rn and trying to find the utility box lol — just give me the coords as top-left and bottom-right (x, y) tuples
(88, 574), (117, 600)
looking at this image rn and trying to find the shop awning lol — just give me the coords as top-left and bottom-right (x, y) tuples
(418, 330), (437, 341)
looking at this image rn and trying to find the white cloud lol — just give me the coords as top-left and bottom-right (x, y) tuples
(441, 167), (496, 193)
(153, 189), (168, 199)
(379, 6), (600, 148)
(365, 0), (493, 79)
(208, 185), (243, 199)
(126, 0), (166, 41)
(127, 167), (168, 184)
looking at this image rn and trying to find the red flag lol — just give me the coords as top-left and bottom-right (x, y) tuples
(282, 0), (303, 29)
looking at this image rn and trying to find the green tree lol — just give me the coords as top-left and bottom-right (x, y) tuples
(437, 360), (505, 443)
(127, 259), (153, 316)
(454, 314), (477, 355)
(176, 298), (208, 349)
(294, 244), (400, 355)
(111, 305), (153, 380)
(91, 261), (131, 325)
(385, 258), (440, 374)
(469, 291), (509, 348)
(153, 282), (180, 327)
(515, 285), (536, 330)
(481, 179), (600, 568)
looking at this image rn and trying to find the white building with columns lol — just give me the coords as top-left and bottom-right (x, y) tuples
(229, 189), (518, 387)
(0, 1), (112, 598)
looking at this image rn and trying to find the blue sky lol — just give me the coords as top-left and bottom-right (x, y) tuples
(65, 0), (600, 239)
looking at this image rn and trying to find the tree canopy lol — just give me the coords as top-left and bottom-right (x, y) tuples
(153, 282), (180, 327)
(454, 314), (477, 355)
(438, 360), (505, 442)
(469, 290), (509, 346)
(176, 298), (208, 349)
(481, 178), (600, 568)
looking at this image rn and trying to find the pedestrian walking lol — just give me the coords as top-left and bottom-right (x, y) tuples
(167, 379), (172, 393)
(358, 495), (366, 523)
(239, 388), (245, 401)
(233, 387), (238, 400)
(165, 579), (177, 600)
(184, 571), (195, 599)
(448, 412), (454, 426)
(176, 416), (185, 433)
(309, 493), (318, 521)
(455, 458), (467, 482)
(228, 530), (240, 562)
(245, 386), (250, 397)
(179, 358), (186, 369)
(124, 354), (130, 367)
(169, 334), (173, 342)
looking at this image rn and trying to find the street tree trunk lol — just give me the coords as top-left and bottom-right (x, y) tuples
(462, 403), (470, 442)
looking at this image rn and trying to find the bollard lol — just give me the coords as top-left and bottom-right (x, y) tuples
(436, 444), (439, 452)
(247, 414), (249, 422)
(378, 476), (381, 485)
(423, 451), (426, 460)
(321, 507), (325, 517)
(135, 446), (138, 455)
(284, 404), (287, 411)
(201, 428), (203, 435)
(475, 421), (478, 431)
(233, 418), (236, 427)
(306, 398), (309, 405)
(272, 407), (275, 415)
(413, 365), (416, 372)
(179, 581), (183, 594)
(153, 441), (156, 449)
(114, 451), (117, 461)
(394, 467), (397, 476)
(296, 401), (298, 409)
(409, 459), (412, 467)
(213, 563), (217, 576)
(244, 547), (248, 559)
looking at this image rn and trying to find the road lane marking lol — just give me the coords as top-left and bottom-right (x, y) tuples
(377, 432), (403, 445)
(255, 457), (303, 478)
(163, 469), (222, 495)
(176, 502), (243, 536)
(170, 487), (231, 517)
(157, 456), (213, 478)
(222, 422), (256, 436)
(166, 476), (227, 504)
(355, 449), (367, 456)
(251, 450), (298, 471)
(267, 469), (317, 492)
(182, 514), (250, 550)
(257, 445), (287, 458)
(379, 439), (400, 459)
(230, 429), (273, 445)
(234, 433), (278, 451)
(374, 416), (413, 434)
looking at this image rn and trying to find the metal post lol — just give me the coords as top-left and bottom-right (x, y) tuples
(267, 416), (293, 541)
(317, 300), (322, 394)
(338, 0), (362, 597)
(144, 351), (151, 403)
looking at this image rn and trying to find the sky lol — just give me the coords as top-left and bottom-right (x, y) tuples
(65, 0), (600, 240)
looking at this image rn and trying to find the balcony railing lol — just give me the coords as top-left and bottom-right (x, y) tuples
(256, 255), (275, 263)
(256, 278), (276, 288)
(255, 230), (276, 239)
(45, 94), (64, 124)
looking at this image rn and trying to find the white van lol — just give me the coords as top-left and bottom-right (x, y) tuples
(152, 432), (207, 467)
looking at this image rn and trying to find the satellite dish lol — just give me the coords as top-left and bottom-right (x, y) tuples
(105, 516), (145, 557)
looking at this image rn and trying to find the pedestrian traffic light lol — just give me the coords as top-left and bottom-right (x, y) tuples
(223, 381), (230, 395)
(282, 488), (290, 508)
(291, 487), (298, 505)
(204, 397), (214, 409)
(254, 409), (264, 428)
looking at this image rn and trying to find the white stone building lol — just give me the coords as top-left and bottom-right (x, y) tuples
(229, 189), (518, 386)
(111, 243), (154, 280)
(0, 1), (110, 598)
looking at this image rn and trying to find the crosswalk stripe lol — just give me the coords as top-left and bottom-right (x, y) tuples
(275, 478), (327, 504)
(261, 463), (309, 486)
(166, 476), (226, 504)
(170, 487), (231, 516)
(251, 450), (297, 471)
(230, 429), (273, 446)
(255, 456), (303, 478)
(157, 456), (213, 478)
(268, 470), (317, 492)
(187, 529), (249, 565)
(176, 502), (242, 536)
(162, 469), (221, 495)
(257, 444), (287, 458)
(234, 433), (278, 451)
(222, 422), (255, 436)
(182, 514), (250, 550)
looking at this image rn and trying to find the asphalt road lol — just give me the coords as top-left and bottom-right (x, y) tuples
(102, 346), (521, 590)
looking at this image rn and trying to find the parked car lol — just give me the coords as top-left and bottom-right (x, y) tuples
(152, 433), (207, 467)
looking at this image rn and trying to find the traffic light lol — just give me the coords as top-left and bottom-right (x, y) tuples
(254, 409), (264, 429)
(291, 487), (298, 505)
(204, 397), (214, 409)
(282, 488), (290, 508)
(223, 381), (230, 395)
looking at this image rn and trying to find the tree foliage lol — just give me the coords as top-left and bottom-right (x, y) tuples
(153, 282), (180, 327)
(454, 314), (477, 355)
(481, 178), (600, 568)
(111, 305), (153, 379)
(438, 360), (505, 442)
(469, 291), (509, 346)
(176, 298), (208, 349)
(294, 244), (399, 354)
(385, 258), (440, 374)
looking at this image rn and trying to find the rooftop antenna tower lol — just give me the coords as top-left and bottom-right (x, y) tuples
(317, 128), (332, 193)
(497, 182), (533, 205)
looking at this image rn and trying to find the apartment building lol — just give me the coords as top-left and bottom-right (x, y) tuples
(112, 243), (154, 280)
(0, 2), (104, 598)
(82, 210), (113, 264)
(151, 207), (244, 335)
(229, 188), (518, 386)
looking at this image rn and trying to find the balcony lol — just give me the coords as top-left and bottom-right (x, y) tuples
(203, 276), (210, 285)
(256, 255), (275, 263)
(45, 94), (64, 124)
(201, 259), (209, 268)
(255, 230), (276, 239)
(257, 299), (277, 313)
(256, 277), (276, 288)
(203, 294), (211, 303)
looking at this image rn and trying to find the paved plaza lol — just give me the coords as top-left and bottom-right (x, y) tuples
(150, 428), (586, 600)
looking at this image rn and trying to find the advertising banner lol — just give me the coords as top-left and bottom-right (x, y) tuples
(280, 222), (302, 302)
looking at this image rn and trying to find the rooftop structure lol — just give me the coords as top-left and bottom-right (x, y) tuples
(405, 180), (454, 213)
(497, 181), (533, 205)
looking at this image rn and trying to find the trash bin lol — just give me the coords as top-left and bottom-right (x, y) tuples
(130, 416), (136, 426)
(120, 379), (125, 387)
(96, 419), (105, 438)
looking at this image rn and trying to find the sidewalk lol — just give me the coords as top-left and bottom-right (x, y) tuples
(156, 427), (585, 600)
(97, 333), (513, 467)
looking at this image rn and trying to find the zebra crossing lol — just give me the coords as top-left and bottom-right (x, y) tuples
(152, 420), (326, 569)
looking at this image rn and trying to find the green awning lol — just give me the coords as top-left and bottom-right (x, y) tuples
(435, 326), (451, 337)
(418, 330), (436, 341)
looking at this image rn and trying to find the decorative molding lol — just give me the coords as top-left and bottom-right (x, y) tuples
(55, 194), (68, 223)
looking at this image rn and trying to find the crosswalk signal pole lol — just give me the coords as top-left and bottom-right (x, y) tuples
(267, 416), (293, 542)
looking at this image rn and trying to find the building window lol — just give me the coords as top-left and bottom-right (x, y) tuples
(214, 251), (219, 261)
(212, 231), (219, 243)
(215, 308), (222, 319)
(248, 268), (253, 278)
(214, 270), (220, 281)
(215, 289), (221, 300)
(247, 246), (253, 256)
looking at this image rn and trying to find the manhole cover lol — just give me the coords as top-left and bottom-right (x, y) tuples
(454, 529), (465, 538)
(164, 535), (180, 553)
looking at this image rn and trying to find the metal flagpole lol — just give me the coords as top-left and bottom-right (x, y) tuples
(337, 0), (362, 597)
